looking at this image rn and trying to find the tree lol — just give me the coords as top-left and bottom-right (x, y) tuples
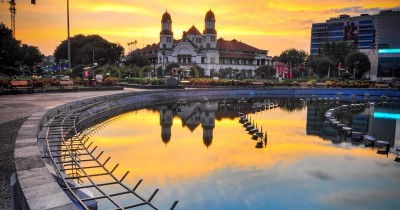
(344, 52), (371, 79)
(322, 41), (356, 66)
(0, 23), (20, 68)
(0, 23), (44, 75)
(255, 65), (276, 79)
(54, 34), (124, 66)
(165, 63), (180, 76)
(219, 68), (237, 78)
(190, 65), (205, 77)
(124, 54), (150, 67)
(19, 44), (43, 69)
(278, 48), (308, 70)
(310, 57), (335, 78)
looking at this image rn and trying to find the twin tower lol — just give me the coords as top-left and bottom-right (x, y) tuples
(159, 10), (217, 49)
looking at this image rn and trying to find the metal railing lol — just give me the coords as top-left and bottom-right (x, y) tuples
(42, 96), (178, 210)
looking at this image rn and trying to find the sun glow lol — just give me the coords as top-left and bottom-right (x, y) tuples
(1, 0), (398, 56)
(82, 108), (379, 186)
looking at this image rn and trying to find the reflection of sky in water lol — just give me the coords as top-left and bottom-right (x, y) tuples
(84, 102), (400, 209)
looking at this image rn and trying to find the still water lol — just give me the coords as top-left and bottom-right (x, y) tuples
(84, 99), (400, 209)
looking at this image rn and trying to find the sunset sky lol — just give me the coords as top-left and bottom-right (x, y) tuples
(0, 0), (399, 56)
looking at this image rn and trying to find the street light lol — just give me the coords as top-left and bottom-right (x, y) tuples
(392, 61), (395, 80)
(162, 51), (165, 77)
(67, 0), (71, 75)
(152, 59), (156, 78)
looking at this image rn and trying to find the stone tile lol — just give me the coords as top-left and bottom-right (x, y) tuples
(22, 121), (40, 127)
(27, 192), (72, 210)
(28, 116), (43, 120)
(15, 155), (45, 171)
(15, 141), (37, 148)
(17, 167), (49, 180)
(14, 146), (40, 158)
(15, 138), (37, 144)
(31, 112), (46, 117)
(48, 203), (77, 210)
(18, 170), (54, 189)
(21, 124), (36, 128)
(16, 130), (36, 138)
(23, 182), (63, 200)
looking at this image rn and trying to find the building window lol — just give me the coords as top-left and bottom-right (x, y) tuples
(163, 44), (166, 49)
(201, 57), (206, 63)
(211, 36), (216, 42)
(196, 38), (202, 43)
(167, 37), (172, 42)
(211, 57), (215, 64)
(207, 43), (210, 48)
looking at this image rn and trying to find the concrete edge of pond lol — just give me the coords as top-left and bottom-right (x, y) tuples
(12, 88), (400, 209)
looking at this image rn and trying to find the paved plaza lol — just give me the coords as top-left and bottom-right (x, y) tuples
(0, 88), (144, 209)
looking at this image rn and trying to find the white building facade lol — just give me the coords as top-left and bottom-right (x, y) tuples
(134, 10), (272, 76)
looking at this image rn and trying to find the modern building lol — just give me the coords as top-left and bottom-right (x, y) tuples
(310, 9), (400, 81)
(133, 10), (272, 77)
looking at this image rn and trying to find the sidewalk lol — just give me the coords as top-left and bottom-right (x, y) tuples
(0, 88), (143, 209)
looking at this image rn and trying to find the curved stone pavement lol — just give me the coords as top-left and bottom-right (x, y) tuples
(0, 88), (143, 209)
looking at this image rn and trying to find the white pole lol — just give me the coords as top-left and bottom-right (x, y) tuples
(67, 0), (71, 74)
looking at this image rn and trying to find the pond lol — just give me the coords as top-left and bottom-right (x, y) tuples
(81, 99), (400, 209)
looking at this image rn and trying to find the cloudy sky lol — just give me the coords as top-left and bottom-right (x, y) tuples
(0, 0), (398, 56)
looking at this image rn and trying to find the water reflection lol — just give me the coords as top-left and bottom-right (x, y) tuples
(158, 99), (284, 148)
(307, 102), (400, 147)
(85, 99), (400, 209)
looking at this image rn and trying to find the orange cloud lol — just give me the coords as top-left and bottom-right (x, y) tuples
(0, 0), (398, 56)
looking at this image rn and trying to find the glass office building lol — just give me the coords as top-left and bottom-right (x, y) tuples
(310, 10), (400, 80)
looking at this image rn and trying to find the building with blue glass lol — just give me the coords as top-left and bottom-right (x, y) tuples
(310, 10), (400, 81)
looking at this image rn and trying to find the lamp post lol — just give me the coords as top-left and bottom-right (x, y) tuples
(193, 61), (196, 79)
(392, 61), (395, 81)
(67, 0), (71, 75)
(161, 51), (165, 77)
(152, 60), (156, 78)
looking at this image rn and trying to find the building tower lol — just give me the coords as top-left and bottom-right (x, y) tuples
(160, 106), (173, 144)
(201, 109), (215, 148)
(202, 9), (218, 76)
(203, 9), (217, 49)
(160, 10), (173, 50)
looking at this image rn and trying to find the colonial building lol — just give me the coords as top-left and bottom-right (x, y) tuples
(133, 10), (272, 76)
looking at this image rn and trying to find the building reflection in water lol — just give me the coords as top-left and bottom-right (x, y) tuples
(159, 99), (400, 148)
(159, 102), (226, 147)
(306, 102), (400, 147)
(157, 98), (306, 148)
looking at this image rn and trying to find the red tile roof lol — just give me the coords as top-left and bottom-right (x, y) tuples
(217, 38), (265, 53)
(219, 52), (255, 59)
(186, 25), (202, 35)
(205, 9), (215, 21)
(132, 43), (158, 55)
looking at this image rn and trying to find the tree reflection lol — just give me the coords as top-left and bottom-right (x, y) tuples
(278, 99), (305, 112)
